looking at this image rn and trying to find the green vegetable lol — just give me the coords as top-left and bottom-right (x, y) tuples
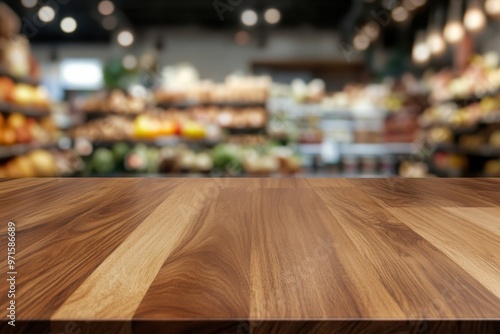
(92, 148), (115, 174)
(211, 144), (243, 175)
(112, 142), (130, 163)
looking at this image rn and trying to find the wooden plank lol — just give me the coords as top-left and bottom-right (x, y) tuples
(134, 188), (252, 319)
(0, 178), (497, 332)
(388, 207), (500, 299)
(51, 180), (218, 320)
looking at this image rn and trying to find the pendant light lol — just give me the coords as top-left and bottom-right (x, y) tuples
(485, 0), (500, 17)
(413, 31), (431, 65)
(464, 0), (487, 32)
(427, 8), (446, 56)
(444, 0), (465, 44)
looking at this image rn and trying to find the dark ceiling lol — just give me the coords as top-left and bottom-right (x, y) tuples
(2, 0), (449, 45)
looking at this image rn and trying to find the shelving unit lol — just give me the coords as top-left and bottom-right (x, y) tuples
(0, 102), (51, 118)
(0, 143), (60, 160)
(0, 66), (41, 86)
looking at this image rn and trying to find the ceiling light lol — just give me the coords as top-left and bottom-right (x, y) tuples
(353, 34), (370, 51)
(486, 0), (500, 17)
(241, 10), (258, 27)
(235, 30), (251, 45)
(444, 0), (465, 44)
(264, 8), (281, 25)
(98, 1), (115, 16)
(122, 55), (137, 70)
(102, 16), (117, 30)
(38, 6), (55, 23)
(21, 0), (37, 8)
(392, 6), (409, 22)
(363, 22), (381, 41)
(412, 31), (430, 65)
(464, 1), (487, 32)
(426, 30), (446, 56)
(60, 17), (77, 33)
(444, 21), (465, 44)
(117, 30), (134, 47)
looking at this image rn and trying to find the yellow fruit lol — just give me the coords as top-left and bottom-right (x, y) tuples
(182, 121), (206, 139)
(28, 149), (57, 177)
(14, 155), (36, 177)
(12, 84), (35, 106)
(7, 113), (26, 129)
(134, 115), (153, 138)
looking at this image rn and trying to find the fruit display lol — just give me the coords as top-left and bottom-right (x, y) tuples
(428, 53), (500, 103)
(0, 149), (82, 178)
(320, 74), (428, 113)
(288, 79), (326, 104)
(0, 77), (50, 109)
(71, 115), (134, 141)
(73, 105), (267, 143)
(82, 90), (147, 114)
(156, 67), (271, 104)
(419, 101), (500, 130)
(0, 113), (59, 146)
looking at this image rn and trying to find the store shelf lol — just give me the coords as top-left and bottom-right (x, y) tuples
(226, 127), (266, 135)
(421, 113), (500, 133)
(83, 110), (140, 118)
(0, 67), (40, 86)
(156, 101), (267, 109)
(0, 102), (51, 117)
(85, 137), (219, 148)
(340, 143), (416, 156)
(438, 89), (500, 107)
(0, 143), (59, 159)
(435, 143), (500, 157)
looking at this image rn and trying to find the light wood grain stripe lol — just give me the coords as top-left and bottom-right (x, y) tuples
(51, 180), (216, 320)
(388, 207), (500, 300)
(443, 208), (500, 237)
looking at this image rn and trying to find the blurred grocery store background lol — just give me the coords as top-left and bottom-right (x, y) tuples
(1, 0), (500, 178)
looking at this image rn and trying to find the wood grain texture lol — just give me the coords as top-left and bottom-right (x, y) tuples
(0, 178), (499, 334)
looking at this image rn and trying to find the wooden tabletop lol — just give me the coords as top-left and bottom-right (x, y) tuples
(0, 178), (499, 334)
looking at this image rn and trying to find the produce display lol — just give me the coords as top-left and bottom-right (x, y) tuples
(0, 77), (50, 109)
(156, 66), (270, 104)
(80, 142), (301, 176)
(0, 113), (59, 146)
(428, 53), (500, 103)
(82, 90), (147, 115)
(73, 106), (267, 142)
(71, 115), (133, 141)
(0, 149), (82, 178)
(420, 99), (500, 130)
(402, 54), (500, 178)
(0, 3), (41, 81)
